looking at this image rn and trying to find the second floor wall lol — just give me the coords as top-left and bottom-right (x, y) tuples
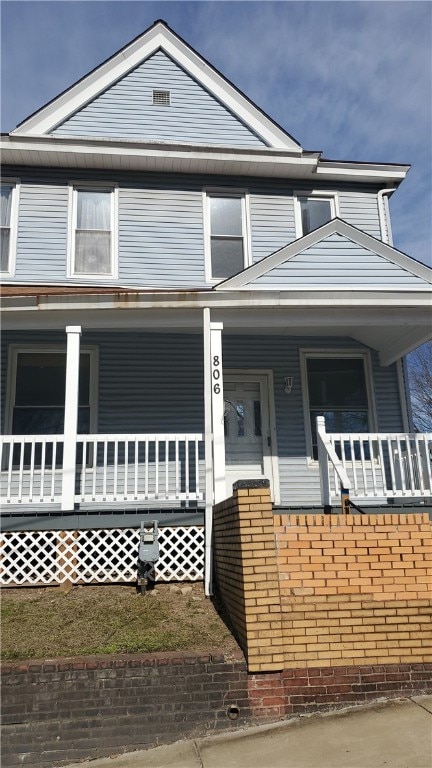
(1, 167), (385, 288)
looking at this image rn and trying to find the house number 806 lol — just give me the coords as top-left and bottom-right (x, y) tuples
(213, 355), (221, 394)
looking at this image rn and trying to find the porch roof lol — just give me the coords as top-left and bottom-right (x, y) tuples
(1, 284), (430, 366)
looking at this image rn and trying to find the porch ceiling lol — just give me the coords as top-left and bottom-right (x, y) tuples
(1, 297), (430, 366)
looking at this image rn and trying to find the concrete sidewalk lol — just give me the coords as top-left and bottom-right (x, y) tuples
(67, 696), (432, 768)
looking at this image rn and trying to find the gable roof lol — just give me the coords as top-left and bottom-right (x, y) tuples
(12, 20), (302, 152)
(216, 219), (432, 290)
(48, 49), (268, 148)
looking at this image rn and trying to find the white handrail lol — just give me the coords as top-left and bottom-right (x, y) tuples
(317, 418), (432, 502)
(317, 417), (351, 506)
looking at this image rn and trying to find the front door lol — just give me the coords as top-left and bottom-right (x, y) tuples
(224, 373), (276, 499)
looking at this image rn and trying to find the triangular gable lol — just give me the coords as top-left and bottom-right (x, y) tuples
(216, 219), (432, 290)
(12, 21), (302, 152)
(50, 50), (266, 147)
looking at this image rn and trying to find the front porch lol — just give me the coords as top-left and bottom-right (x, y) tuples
(1, 296), (431, 589)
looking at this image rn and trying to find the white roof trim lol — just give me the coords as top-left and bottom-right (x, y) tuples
(216, 218), (432, 290)
(12, 22), (301, 152)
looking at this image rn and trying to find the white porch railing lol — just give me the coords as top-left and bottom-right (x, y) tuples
(76, 433), (204, 504)
(0, 435), (64, 504)
(317, 416), (432, 505)
(0, 433), (204, 507)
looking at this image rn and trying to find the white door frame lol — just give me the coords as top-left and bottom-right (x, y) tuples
(224, 369), (280, 504)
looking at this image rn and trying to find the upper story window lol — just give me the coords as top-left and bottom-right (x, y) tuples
(68, 185), (118, 278)
(294, 192), (338, 238)
(204, 191), (251, 282)
(1, 180), (19, 276)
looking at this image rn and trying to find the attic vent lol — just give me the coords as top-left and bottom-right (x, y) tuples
(153, 89), (170, 106)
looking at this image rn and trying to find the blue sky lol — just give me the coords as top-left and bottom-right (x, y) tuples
(1, 0), (431, 266)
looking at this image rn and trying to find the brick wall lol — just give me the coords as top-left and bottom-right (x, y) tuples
(212, 481), (284, 671)
(1, 652), (250, 767)
(276, 512), (432, 668)
(213, 482), (432, 676)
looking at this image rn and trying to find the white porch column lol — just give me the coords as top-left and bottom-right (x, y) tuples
(61, 326), (81, 511)
(210, 321), (225, 504)
(203, 308), (213, 596)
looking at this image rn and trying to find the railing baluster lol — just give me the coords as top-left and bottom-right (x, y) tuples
(165, 439), (169, 499)
(40, 440), (46, 502)
(185, 436), (190, 498)
(124, 439), (128, 499)
(114, 440), (119, 501)
(349, 436), (358, 495)
(405, 437), (416, 493)
(18, 439), (25, 503)
(359, 437), (368, 496)
(28, 439), (35, 502)
(396, 436), (407, 494)
(369, 436), (378, 495)
(175, 438), (180, 498)
(134, 437), (138, 500)
(50, 440), (57, 502)
(7, 438), (14, 503)
(377, 436), (387, 495)
(195, 437), (200, 498)
(103, 439), (108, 500)
(155, 438), (159, 498)
(144, 439), (149, 499)
(387, 436), (397, 494)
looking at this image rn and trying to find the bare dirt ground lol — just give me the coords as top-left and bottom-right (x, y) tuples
(1, 582), (241, 661)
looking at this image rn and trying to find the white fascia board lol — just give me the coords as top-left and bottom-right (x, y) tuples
(2, 289), (431, 314)
(316, 163), (409, 182)
(217, 218), (432, 290)
(1, 135), (314, 166)
(12, 25), (301, 152)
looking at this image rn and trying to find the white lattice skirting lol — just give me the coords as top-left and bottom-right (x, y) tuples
(0, 526), (204, 586)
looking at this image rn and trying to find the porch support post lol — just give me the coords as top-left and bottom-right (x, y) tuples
(317, 415), (332, 513)
(203, 308), (213, 596)
(61, 326), (81, 512)
(210, 321), (225, 504)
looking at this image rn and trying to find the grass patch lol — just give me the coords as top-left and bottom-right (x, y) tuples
(1, 583), (240, 661)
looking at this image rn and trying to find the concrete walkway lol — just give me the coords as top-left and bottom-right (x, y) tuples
(66, 696), (432, 768)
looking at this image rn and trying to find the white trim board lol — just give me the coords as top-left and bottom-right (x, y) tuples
(216, 218), (432, 289)
(12, 22), (301, 151)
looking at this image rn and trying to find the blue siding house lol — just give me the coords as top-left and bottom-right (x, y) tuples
(1, 21), (431, 591)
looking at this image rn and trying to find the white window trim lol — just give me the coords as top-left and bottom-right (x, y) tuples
(5, 344), (99, 436)
(67, 181), (118, 279)
(203, 188), (252, 284)
(0, 178), (20, 278)
(294, 190), (339, 239)
(299, 348), (377, 463)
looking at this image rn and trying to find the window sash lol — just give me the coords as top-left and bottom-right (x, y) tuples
(71, 187), (114, 276)
(300, 198), (332, 235)
(207, 194), (246, 279)
(1, 183), (15, 274)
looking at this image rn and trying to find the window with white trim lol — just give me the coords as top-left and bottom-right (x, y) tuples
(69, 186), (117, 277)
(204, 192), (250, 281)
(302, 353), (373, 460)
(1, 181), (19, 276)
(294, 193), (337, 237)
(10, 350), (95, 436)
(6, 347), (97, 467)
